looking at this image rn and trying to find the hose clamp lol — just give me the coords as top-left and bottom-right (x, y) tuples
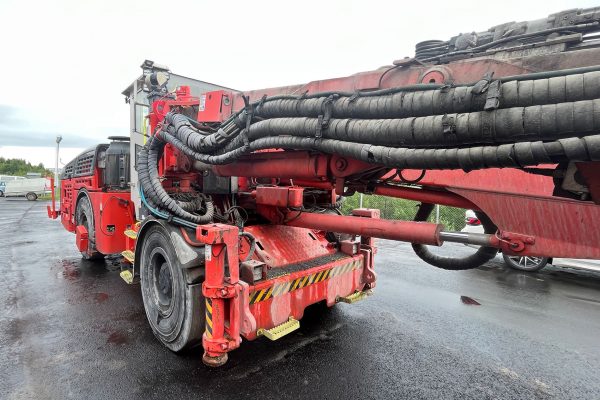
(316, 95), (335, 138)
(484, 80), (502, 110)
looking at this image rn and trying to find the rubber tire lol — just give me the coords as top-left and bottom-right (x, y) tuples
(0, 190), (4, 197)
(502, 253), (548, 272)
(75, 195), (104, 261)
(411, 203), (499, 270)
(26, 192), (37, 201)
(139, 225), (205, 352)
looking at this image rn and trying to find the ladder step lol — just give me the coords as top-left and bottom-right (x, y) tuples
(124, 229), (138, 239)
(257, 317), (299, 341)
(337, 290), (371, 304)
(121, 250), (135, 263)
(120, 269), (134, 284)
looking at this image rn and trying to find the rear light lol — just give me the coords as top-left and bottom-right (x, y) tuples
(466, 217), (481, 226)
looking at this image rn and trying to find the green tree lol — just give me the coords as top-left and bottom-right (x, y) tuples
(0, 157), (52, 177)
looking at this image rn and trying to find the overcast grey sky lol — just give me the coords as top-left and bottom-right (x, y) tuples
(0, 0), (597, 167)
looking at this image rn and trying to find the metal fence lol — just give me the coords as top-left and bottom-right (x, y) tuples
(341, 193), (466, 231)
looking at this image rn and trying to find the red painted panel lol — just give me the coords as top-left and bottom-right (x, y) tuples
(452, 188), (600, 259)
(243, 225), (334, 268)
(246, 254), (365, 340)
(88, 192), (135, 255)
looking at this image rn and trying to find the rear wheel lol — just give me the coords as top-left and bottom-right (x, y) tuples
(139, 225), (205, 352)
(502, 253), (548, 272)
(75, 195), (103, 260)
(26, 192), (37, 201)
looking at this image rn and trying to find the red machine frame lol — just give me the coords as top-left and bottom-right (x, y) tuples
(49, 33), (600, 366)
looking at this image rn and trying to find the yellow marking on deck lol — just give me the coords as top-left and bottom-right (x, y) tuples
(249, 258), (362, 305)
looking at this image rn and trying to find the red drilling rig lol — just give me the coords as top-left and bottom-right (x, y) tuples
(49, 7), (600, 366)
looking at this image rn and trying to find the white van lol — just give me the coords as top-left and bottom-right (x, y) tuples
(0, 175), (25, 197)
(4, 178), (50, 201)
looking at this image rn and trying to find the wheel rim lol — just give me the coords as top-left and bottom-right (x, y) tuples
(142, 240), (183, 342)
(149, 248), (175, 314)
(156, 261), (173, 307)
(507, 255), (543, 270)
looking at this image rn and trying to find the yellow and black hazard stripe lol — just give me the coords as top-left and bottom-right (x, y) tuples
(249, 258), (362, 305)
(205, 298), (213, 338)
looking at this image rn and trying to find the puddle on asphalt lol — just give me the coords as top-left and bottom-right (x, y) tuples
(61, 260), (81, 280)
(460, 295), (481, 305)
(94, 292), (109, 303)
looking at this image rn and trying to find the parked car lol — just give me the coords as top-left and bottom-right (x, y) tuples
(461, 210), (600, 272)
(0, 175), (25, 197)
(4, 178), (50, 201)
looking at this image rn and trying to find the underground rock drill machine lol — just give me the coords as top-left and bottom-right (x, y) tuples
(50, 7), (600, 366)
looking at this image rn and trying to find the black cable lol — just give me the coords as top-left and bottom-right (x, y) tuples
(377, 65), (401, 89)
(422, 22), (600, 62)
(240, 231), (256, 261)
(411, 203), (498, 270)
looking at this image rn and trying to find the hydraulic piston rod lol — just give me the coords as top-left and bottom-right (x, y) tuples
(278, 210), (500, 248)
(438, 231), (498, 247)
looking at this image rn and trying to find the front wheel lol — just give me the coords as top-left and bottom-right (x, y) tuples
(26, 192), (37, 201)
(139, 225), (205, 352)
(502, 253), (548, 272)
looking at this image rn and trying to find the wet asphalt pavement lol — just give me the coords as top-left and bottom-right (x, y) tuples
(2, 199), (600, 399)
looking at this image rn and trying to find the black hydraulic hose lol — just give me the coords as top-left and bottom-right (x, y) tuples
(137, 143), (163, 211)
(159, 67), (600, 158)
(147, 145), (214, 224)
(160, 109), (600, 170)
(164, 121), (600, 170)
(178, 114), (213, 133)
(165, 113), (239, 153)
(245, 99), (600, 148)
(411, 203), (498, 270)
(139, 134), (215, 224)
(496, 65), (600, 83)
(158, 128), (250, 165)
(253, 72), (600, 119)
(252, 135), (600, 169)
(177, 197), (204, 212)
(240, 231), (256, 261)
